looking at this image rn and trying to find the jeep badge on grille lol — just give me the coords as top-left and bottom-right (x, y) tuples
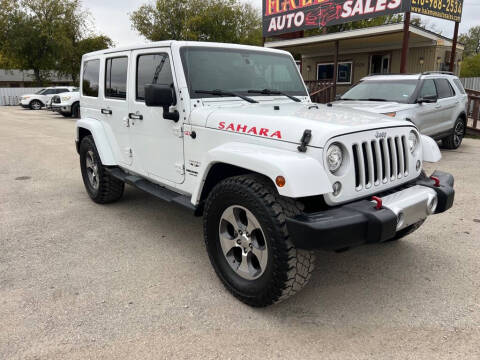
(375, 131), (387, 139)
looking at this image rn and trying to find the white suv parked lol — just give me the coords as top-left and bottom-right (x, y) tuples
(335, 73), (468, 149)
(75, 41), (455, 306)
(20, 86), (77, 110)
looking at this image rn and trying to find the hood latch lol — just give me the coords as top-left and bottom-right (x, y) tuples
(298, 129), (312, 153)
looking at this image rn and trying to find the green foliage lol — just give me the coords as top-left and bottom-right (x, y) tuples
(459, 26), (480, 57)
(0, 0), (112, 85)
(460, 54), (480, 78)
(130, 0), (262, 46)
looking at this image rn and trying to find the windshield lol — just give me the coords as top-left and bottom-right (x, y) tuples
(180, 47), (307, 99)
(341, 80), (418, 103)
(35, 89), (46, 94)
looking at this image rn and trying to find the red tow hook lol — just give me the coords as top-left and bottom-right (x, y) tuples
(372, 196), (383, 210)
(430, 176), (441, 187)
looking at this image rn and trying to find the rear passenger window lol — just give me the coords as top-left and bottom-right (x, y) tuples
(56, 88), (68, 94)
(420, 79), (437, 98)
(105, 57), (128, 99)
(453, 79), (466, 94)
(82, 60), (100, 97)
(435, 78), (454, 98)
(136, 54), (173, 101)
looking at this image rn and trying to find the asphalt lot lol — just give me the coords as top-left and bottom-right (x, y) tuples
(1, 106), (479, 359)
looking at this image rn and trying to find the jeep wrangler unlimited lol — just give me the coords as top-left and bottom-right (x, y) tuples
(76, 42), (455, 307)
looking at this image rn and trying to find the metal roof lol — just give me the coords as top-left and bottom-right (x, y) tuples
(0, 69), (71, 82)
(264, 23), (464, 50)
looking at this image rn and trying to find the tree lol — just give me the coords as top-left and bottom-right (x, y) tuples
(0, 0), (112, 85)
(460, 54), (480, 78)
(130, 0), (262, 45)
(459, 26), (480, 57)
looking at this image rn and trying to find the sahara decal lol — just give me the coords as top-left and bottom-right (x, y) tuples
(218, 122), (283, 139)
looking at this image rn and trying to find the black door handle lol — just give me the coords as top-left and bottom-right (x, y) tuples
(129, 113), (143, 120)
(101, 109), (112, 115)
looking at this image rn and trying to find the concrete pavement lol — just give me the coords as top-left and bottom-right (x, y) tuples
(1, 106), (479, 359)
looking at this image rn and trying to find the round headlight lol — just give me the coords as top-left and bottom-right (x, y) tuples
(327, 144), (343, 173)
(408, 130), (419, 153)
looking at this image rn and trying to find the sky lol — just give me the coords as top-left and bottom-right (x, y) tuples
(83, 0), (480, 47)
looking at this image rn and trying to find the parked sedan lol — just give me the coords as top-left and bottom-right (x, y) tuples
(334, 72), (468, 149)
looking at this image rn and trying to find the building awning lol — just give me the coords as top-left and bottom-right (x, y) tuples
(264, 24), (464, 56)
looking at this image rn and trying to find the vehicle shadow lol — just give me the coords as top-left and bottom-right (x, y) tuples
(117, 185), (455, 323)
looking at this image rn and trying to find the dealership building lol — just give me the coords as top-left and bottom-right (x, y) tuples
(265, 23), (464, 95)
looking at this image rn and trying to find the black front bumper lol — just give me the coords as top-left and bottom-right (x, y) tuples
(286, 171), (455, 251)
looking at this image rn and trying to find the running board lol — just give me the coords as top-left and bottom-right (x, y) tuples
(105, 167), (196, 212)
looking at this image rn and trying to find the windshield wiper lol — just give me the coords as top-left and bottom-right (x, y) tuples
(359, 98), (389, 102)
(248, 89), (301, 102)
(195, 89), (258, 103)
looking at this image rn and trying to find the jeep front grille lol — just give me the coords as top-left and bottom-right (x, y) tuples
(352, 136), (410, 190)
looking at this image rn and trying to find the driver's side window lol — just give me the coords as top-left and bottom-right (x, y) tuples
(420, 79), (437, 98)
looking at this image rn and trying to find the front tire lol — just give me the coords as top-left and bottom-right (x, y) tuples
(30, 100), (42, 110)
(203, 175), (315, 307)
(79, 136), (124, 204)
(442, 117), (465, 149)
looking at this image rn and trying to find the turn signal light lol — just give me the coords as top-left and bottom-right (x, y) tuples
(276, 176), (286, 188)
(383, 112), (397, 117)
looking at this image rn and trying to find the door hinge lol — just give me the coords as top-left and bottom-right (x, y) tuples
(173, 126), (183, 138)
(175, 163), (185, 175)
(126, 148), (133, 158)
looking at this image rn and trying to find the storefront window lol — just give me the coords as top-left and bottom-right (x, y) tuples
(316, 62), (352, 84)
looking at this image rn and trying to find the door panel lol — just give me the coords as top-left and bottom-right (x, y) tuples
(414, 79), (438, 135)
(128, 48), (184, 184)
(434, 78), (457, 134)
(101, 53), (132, 166)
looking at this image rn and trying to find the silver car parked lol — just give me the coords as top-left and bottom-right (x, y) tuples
(335, 72), (468, 149)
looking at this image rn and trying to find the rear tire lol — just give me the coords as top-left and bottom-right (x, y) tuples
(30, 100), (42, 110)
(442, 117), (465, 149)
(203, 174), (315, 307)
(71, 102), (80, 118)
(79, 135), (124, 204)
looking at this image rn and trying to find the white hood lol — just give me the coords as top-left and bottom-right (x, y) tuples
(333, 100), (414, 114)
(191, 101), (414, 148)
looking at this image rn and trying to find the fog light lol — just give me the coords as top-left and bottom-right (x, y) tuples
(332, 182), (342, 196)
(416, 160), (421, 172)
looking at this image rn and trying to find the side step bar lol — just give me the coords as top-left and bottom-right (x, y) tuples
(105, 167), (196, 212)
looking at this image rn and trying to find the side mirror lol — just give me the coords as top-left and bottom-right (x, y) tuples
(144, 84), (179, 122)
(417, 95), (438, 104)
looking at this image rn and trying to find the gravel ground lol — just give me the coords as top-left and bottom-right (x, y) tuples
(1, 106), (479, 359)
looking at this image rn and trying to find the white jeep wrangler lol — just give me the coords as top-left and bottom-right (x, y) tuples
(75, 41), (455, 307)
